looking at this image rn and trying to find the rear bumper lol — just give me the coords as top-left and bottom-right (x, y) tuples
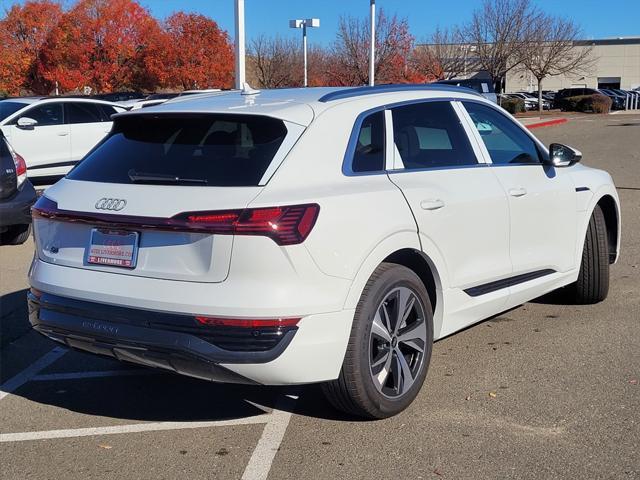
(0, 182), (36, 228)
(28, 290), (354, 385)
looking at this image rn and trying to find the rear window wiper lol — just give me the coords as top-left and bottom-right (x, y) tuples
(128, 169), (208, 185)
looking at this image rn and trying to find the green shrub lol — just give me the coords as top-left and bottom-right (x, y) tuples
(561, 94), (611, 113)
(501, 97), (525, 114)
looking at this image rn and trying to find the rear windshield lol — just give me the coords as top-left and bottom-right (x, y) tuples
(67, 114), (288, 186)
(0, 101), (26, 122)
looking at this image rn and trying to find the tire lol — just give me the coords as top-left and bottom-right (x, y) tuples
(322, 263), (434, 419)
(0, 224), (31, 246)
(567, 205), (610, 304)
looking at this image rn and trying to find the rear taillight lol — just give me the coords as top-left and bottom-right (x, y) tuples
(175, 204), (320, 245)
(6, 141), (27, 187)
(32, 197), (320, 246)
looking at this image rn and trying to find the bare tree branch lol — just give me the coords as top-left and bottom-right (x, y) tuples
(414, 27), (469, 80)
(247, 34), (302, 88)
(520, 14), (595, 111)
(462, 0), (537, 92)
(328, 9), (415, 86)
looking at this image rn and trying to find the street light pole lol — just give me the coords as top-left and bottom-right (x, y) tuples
(303, 22), (308, 87)
(369, 0), (375, 86)
(234, 0), (245, 89)
(289, 18), (320, 87)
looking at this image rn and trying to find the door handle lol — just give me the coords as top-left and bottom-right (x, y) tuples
(420, 199), (445, 210)
(57, 132), (69, 136)
(508, 187), (527, 197)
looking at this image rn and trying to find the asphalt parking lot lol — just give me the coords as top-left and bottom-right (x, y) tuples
(1, 113), (639, 479)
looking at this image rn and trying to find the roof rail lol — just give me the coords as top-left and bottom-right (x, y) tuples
(318, 83), (483, 103)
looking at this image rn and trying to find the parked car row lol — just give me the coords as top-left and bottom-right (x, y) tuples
(500, 87), (640, 111)
(553, 87), (640, 110)
(499, 92), (552, 110)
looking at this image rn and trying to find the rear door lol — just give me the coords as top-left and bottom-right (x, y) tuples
(65, 102), (114, 162)
(4, 102), (70, 173)
(461, 101), (577, 275)
(386, 100), (512, 291)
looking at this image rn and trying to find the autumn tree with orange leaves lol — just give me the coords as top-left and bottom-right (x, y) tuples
(0, 1), (62, 95)
(161, 12), (234, 90)
(37, 0), (164, 93)
(1, 0), (234, 95)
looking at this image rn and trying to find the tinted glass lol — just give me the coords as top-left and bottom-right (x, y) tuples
(392, 101), (476, 169)
(0, 101), (26, 122)
(98, 104), (119, 119)
(18, 103), (63, 126)
(67, 114), (288, 186)
(351, 110), (385, 173)
(66, 102), (104, 124)
(463, 102), (541, 165)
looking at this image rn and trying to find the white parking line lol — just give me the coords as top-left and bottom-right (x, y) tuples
(0, 347), (67, 402)
(0, 414), (272, 443)
(31, 369), (161, 381)
(242, 394), (298, 480)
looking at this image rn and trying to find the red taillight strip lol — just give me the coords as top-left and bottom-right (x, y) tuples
(195, 316), (301, 328)
(32, 197), (319, 245)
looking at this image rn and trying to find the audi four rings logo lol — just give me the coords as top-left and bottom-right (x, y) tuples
(95, 198), (127, 211)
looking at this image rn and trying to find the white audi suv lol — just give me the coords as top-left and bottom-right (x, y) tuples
(28, 85), (620, 418)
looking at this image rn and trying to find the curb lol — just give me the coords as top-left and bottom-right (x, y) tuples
(525, 118), (568, 129)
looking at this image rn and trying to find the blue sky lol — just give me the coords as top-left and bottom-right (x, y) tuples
(2, 0), (639, 45)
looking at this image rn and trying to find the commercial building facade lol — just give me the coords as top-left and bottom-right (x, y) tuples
(506, 37), (640, 92)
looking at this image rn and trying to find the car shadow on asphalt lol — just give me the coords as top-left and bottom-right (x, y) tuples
(6, 350), (360, 423)
(0, 288), (30, 348)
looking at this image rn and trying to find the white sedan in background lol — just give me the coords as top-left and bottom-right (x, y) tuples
(0, 97), (126, 181)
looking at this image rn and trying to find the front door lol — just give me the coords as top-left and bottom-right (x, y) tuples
(387, 100), (512, 290)
(4, 102), (70, 175)
(461, 101), (577, 275)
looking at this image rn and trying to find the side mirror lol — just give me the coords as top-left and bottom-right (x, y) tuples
(549, 143), (582, 167)
(17, 117), (38, 129)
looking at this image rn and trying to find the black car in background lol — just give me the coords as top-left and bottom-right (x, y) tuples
(0, 130), (37, 245)
(599, 89), (626, 110)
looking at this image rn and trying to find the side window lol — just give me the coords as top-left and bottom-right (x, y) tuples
(463, 102), (541, 165)
(66, 102), (104, 124)
(17, 103), (64, 126)
(392, 101), (476, 169)
(351, 110), (385, 173)
(98, 104), (119, 120)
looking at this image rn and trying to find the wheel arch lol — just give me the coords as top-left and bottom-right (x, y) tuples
(344, 233), (447, 339)
(596, 194), (620, 264)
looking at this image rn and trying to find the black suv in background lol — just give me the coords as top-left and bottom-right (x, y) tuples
(0, 130), (36, 245)
(554, 87), (625, 110)
(553, 88), (600, 109)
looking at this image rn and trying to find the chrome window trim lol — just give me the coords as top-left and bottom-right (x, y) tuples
(342, 97), (482, 177)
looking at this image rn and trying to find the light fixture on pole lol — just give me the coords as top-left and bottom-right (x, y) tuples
(289, 18), (320, 87)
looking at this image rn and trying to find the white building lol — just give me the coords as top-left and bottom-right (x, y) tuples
(506, 37), (640, 92)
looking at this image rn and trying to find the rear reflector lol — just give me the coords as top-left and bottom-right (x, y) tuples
(195, 316), (301, 328)
(32, 197), (320, 245)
